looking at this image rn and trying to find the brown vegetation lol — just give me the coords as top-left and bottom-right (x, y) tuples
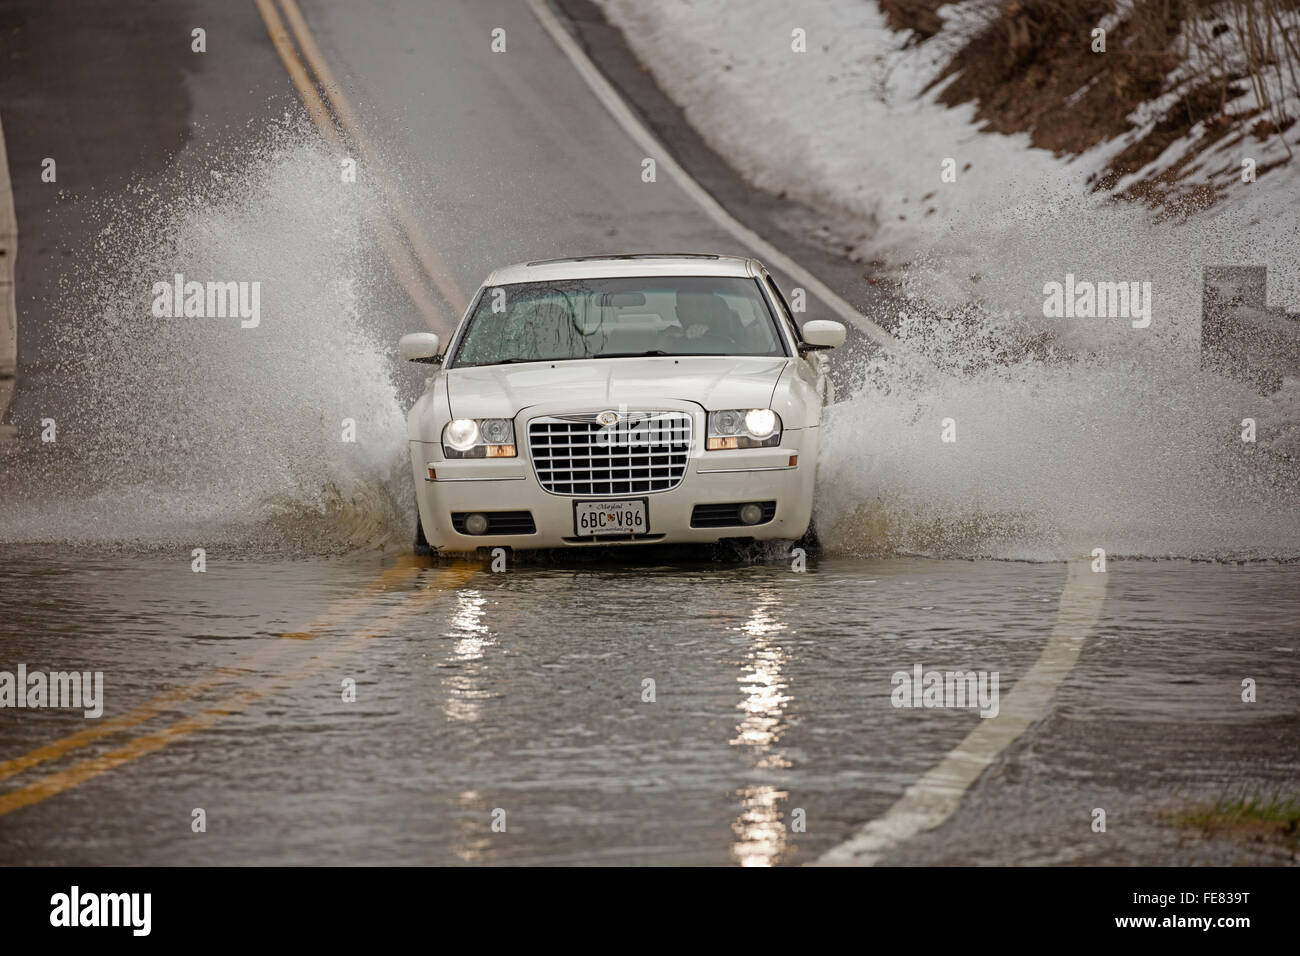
(880, 0), (1300, 211)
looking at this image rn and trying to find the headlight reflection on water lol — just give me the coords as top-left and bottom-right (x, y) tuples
(729, 587), (794, 867)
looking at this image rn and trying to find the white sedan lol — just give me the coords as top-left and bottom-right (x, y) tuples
(399, 254), (844, 552)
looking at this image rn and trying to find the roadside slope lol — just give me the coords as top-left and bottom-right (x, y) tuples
(593, 0), (1300, 350)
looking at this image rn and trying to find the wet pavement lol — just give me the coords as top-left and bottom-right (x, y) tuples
(1, 548), (1294, 865)
(0, 0), (1296, 868)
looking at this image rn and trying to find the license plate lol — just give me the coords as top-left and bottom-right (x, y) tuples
(574, 498), (649, 537)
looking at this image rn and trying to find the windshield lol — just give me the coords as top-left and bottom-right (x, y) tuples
(450, 276), (787, 367)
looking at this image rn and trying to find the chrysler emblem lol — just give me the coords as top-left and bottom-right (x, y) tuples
(596, 410), (620, 426)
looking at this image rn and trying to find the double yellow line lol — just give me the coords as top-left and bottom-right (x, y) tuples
(0, 559), (480, 816)
(0, 2), (487, 819)
(0, 562), (410, 787)
(253, 0), (468, 335)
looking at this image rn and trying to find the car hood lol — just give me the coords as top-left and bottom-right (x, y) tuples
(445, 355), (789, 418)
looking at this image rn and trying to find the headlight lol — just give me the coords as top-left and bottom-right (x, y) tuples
(442, 418), (516, 458)
(745, 408), (777, 439)
(707, 409), (782, 450)
(444, 419), (480, 451)
(480, 418), (513, 445)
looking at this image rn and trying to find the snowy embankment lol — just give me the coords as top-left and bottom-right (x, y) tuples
(595, 0), (1298, 352)
(594, 0), (1300, 560)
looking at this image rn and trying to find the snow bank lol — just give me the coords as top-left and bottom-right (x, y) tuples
(594, 0), (1300, 356)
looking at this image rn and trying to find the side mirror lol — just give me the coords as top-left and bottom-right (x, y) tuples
(399, 332), (441, 364)
(800, 320), (846, 350)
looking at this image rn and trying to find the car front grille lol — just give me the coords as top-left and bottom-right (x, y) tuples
(529, 412), (693, 496)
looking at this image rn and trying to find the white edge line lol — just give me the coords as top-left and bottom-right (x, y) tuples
(815, 558), (1107, 865)
(530, 0), (1104, 867)
(524, 0), (895, 348)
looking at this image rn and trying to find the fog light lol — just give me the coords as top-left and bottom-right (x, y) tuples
(463, 512), (489, 535)
(739, 503), (764, 526)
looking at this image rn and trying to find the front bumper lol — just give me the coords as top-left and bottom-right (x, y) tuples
(411, 420), (818, 551)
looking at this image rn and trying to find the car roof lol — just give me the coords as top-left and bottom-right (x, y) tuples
(483, 254), (762, 286)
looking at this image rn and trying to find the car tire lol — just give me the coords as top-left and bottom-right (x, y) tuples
(413, 500), (433, 555)
(795, 516), (822, 555)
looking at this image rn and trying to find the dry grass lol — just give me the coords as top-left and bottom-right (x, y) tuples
(883, 0), (1300, 209)
(1166, 790), (1300, 849)
(877, 0), (947, 39)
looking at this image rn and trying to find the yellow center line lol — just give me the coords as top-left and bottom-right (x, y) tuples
(254, 0), (466, 336)
(0, 0), (488, 817)
(252, 0), (448, 333)
(0, 563), (480, 817)
(251, 0), (340, 146)
(0, 560), (423, 783)
(275, 0), (469, 318)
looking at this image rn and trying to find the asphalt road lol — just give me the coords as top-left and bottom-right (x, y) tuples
(0, 0), (1296, 866)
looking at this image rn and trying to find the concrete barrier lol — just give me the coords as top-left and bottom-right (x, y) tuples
(0, 112), (15, 442)
(1202, 266), (1300, 394)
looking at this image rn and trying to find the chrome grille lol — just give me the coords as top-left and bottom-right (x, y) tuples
(529, 412), (693, 495)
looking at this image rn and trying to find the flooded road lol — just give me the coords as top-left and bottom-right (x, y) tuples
(1, 548), (1294, 865)
(0, 0), (1296, 868)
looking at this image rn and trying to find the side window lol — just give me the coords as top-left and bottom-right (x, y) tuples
(763, 274), (802, 345)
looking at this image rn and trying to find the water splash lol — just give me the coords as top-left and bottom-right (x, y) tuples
(3, 119), (1295, 563)
(0, 120), (413, 553)
(817, 308), (1300, 561)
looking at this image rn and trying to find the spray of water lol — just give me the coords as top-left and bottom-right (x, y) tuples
(0, 120), (413, 553)
(817, 305), (1300, 561)
(2, 118), (1294, 562)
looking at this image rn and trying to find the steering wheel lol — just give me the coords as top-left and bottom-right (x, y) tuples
(682, 323), (739, 352)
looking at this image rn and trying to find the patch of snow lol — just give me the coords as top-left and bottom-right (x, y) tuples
(595, 0), (1300, 356)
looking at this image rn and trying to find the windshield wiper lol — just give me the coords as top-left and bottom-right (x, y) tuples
(463, 351), (706, 367)
(589, 350), (672, 359)
(466, 358), (546, 366)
